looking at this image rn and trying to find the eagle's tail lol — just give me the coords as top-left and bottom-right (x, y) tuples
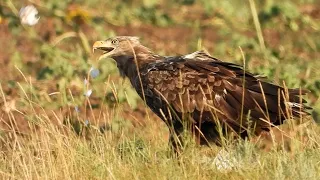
(285, 88), (312, 117)
(247, 81), (311, 127)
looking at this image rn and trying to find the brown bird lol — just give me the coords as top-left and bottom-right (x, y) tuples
(93, 36), (310, 152)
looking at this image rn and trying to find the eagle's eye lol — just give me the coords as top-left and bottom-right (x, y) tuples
(111, 39), (119, 45)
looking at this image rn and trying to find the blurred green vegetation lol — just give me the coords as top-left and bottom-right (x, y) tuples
(0, 0), (320, 179)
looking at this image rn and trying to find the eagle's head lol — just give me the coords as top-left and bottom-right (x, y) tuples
(93, 36), (150, 60)
(93, 36), (160, 77)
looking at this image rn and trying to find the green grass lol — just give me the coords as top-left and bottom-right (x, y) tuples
(0, 0), (320, 179)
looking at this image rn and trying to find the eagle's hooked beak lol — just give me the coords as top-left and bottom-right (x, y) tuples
(93, 40), (115, 60)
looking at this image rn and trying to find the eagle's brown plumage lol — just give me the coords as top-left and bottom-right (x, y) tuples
(93, 36), (311, 151)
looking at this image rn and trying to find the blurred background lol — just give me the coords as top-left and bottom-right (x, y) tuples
(0, 0), (319, 135)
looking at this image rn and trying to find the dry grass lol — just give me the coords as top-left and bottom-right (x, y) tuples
(0, 78), (319, 179)
(0, 0), (319, 179)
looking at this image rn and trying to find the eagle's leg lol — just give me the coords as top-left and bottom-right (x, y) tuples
(197, 121), (223, 146)
(168, 121), (184, 156)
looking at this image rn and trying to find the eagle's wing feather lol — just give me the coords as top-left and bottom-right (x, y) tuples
(143, 53), (310, 131)
(145, 58), (255, 129)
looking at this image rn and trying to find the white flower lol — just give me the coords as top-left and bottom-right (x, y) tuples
(199, 150), (239, 172)
(84, 78), (89, 85)
(84, 89), (92, 97)
(74, 106), (80, 113)
(90, 66), (100, 78)
(84, 120), (89, 126)
(213, 150), (238, 171)
(19, 5), (40, 26)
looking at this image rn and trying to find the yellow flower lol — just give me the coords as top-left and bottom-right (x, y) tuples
(66, 4), (91, 25)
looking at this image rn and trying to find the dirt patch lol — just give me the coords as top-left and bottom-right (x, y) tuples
(300, 4), (320, 19)
(0, 24), (14, 67)
(109, 24), (219, 55)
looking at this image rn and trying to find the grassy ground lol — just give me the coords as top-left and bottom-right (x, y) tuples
(0, 0), (320, 179)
